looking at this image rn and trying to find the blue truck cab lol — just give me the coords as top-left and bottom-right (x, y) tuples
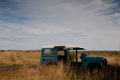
(40, 46), (107, 69)
(41, 47), (58, 65)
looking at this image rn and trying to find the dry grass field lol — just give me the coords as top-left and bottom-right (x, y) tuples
(0, 50), (120, 80)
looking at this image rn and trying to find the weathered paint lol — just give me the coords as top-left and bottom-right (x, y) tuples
(41, 47), (107, 69)
(41, 48), (58, 65)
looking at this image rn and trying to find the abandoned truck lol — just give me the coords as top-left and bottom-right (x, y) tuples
(40, 46), (107, 69)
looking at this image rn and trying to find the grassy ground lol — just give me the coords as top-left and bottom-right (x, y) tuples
(0, 50), (120, 80)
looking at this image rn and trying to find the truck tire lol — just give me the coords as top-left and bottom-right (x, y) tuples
(87, 63), (100, 73)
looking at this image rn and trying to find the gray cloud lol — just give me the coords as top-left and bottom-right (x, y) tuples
(0, 0), (120, 50)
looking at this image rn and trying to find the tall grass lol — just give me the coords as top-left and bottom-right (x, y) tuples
(0, 51), (41, 66)
(0, 50), (120, 80)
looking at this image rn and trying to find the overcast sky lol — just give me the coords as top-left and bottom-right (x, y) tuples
(0, 0), (120, 50)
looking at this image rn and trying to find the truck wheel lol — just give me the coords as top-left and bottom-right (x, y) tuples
(87, 63), (100, 73)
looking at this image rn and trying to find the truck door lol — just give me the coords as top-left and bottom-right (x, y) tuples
(41, 48), (57, 65)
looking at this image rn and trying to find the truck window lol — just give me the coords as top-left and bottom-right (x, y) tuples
(58, 51), (64, 56)
(43, 48), (54, 54)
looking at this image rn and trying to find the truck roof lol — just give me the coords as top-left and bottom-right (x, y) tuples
(42, 45), (85, 50)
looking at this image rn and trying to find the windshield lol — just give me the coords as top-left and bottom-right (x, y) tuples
(43, 48), (54, 54)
